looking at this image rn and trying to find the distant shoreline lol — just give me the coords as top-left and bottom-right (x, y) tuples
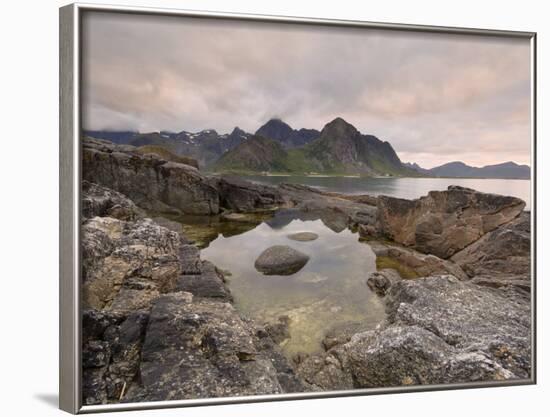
(207, 171), (530, 181)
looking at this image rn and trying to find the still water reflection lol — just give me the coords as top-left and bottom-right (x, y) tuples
(201, 219), (385, 356)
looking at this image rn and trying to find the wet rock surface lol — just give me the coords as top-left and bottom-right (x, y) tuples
(366, 268), (401, 296)
(376, 186), (526, 259)
(254, 245), (310, 275)
(369, 241), (468, 280)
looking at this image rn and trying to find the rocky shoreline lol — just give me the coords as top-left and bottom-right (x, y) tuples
(81, 137), (531, 404)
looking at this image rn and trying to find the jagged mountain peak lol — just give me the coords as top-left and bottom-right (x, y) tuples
(321, 117), (359, 138)
(256, 118), (293, 140)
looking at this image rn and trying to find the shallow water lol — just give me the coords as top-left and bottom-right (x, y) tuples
(237, 175), (532, 211)
(201, 218), (385, 356)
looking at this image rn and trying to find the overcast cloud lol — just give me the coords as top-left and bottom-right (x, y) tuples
(82, 12), (532, 168)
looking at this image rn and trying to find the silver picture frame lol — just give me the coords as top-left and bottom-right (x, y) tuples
(60, 2), (537, 414)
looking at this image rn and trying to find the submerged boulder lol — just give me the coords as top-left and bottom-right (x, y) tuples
(376, 186), (526, 258)
(254, 245), (310, 275)
(366, 268), (401, 296)
(287, 232), (319, 242)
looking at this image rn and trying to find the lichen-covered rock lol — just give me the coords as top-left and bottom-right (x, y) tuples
(376, 186), (526, 258)
(81, 216), (181, 310)
(297, 275), (531, 389)
(83, 137), (220, 215)
(254, 245), (310, 275)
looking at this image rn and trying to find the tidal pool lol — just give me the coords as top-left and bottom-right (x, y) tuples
(201, 218), (385, 356)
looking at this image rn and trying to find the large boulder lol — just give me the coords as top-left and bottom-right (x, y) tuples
(215, 176), (285, 212)
(81, 216), (181, 311)
(83, 137), (220, 215)
(376, 186), (526, 258)
(451, 212), (531, 292)
(254, 245), (310, 275)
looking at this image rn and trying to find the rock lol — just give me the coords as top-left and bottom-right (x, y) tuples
(451, 212), (531, 292)
(297, 275), (530, 389)
(82, 180), (144, 221)
(221, 212), (258, 222)
(264, 315), (291, 344)
(178, 244), (202, 275)
(347, 325), (454, 387)
(128, 293), (284, 401)
(215, 176), (284, 212)
(366, 268), (401, 296)
(83, 137), (220, 215)
(278, 183), (378, 232)
(322, 322), (369, 351)
(82, 309), (150, 405)
(368, 241), (468, 280)
(81, 216), (181, 310)
(176, 260), (233, 301)
(296, 349), (354, 391)
(254, 245), (310, 275)
(376, 186), (526, 258)
(287, 232), (319, 241)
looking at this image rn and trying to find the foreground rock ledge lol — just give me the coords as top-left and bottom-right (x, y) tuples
(297, 276), (531, 390)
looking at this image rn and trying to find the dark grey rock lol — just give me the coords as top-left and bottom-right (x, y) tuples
(254, 245), (310, 275)
(130, 293), (284, 401)
(176, 260), (232, 301)
(215, 176), (285, 212)
(83, 137), (220, 215)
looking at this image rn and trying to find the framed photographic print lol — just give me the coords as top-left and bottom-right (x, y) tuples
(59, 2), (536, 414)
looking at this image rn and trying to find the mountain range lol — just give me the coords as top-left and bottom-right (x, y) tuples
(404, 161), (530, 180)
(85, 117), (530, 179)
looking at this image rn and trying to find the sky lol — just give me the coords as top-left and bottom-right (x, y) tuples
(82, 12), (532, 168)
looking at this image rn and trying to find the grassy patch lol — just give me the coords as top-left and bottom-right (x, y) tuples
(375, 256), (420, 279)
